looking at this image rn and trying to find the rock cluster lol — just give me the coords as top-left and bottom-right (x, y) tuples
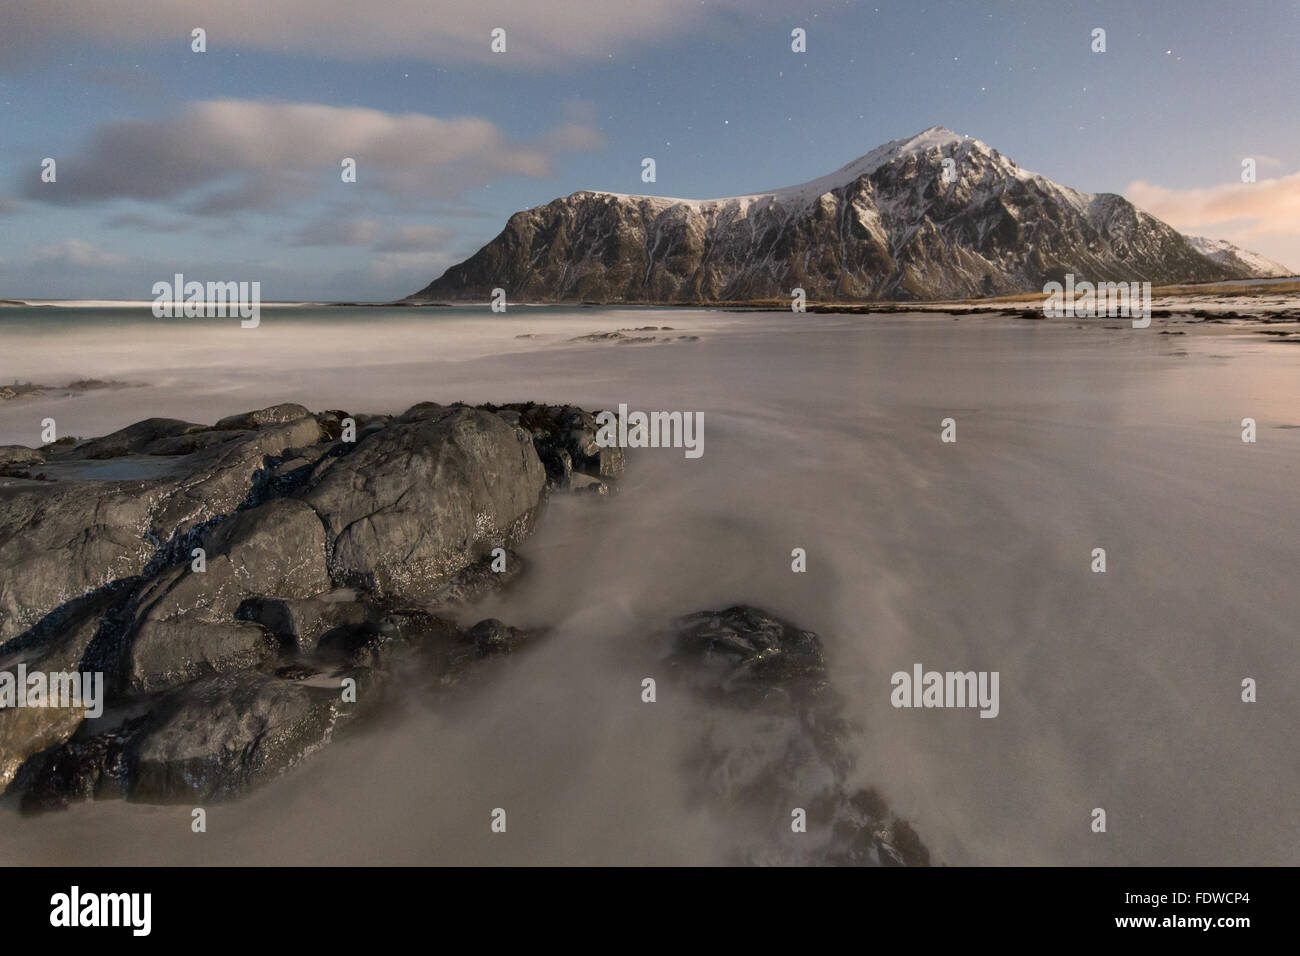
(0, 402), (928, 864)
(0, 401), (612, 806)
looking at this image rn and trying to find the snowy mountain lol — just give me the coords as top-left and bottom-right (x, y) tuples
(1183, 235), (1293, 279)
(409, 127), (1278, 303)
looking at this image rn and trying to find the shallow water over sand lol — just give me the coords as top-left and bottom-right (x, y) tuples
(1, 306), (1297, 864)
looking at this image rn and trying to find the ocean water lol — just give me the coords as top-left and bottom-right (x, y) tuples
(0, 305), (1297, 865)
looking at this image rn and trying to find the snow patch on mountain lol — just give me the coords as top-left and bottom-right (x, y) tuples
(583, 127), (1087, 213)
(1184, 235), (1293, 278)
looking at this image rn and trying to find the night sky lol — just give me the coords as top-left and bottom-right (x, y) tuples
(2, 0), (1296, 299)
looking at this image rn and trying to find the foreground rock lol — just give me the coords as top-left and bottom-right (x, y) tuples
(0, 404), (925, 865)
(0, 400), (620, 800)
(14, 672), (347, 806)
(303, 406), (545, 597)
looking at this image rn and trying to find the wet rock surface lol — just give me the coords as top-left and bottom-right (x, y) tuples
(302, 405), (545, 597)
(479, 402), (625, 492)
(0, 401), (605, 804)
(72, 418), (208, 460)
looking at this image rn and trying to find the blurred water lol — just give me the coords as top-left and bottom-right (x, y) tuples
(0, 306), (1297, 864)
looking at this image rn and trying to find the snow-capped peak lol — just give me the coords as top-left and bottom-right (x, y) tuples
(416, 127), (1275, 304)
(580, 126), (988, 209)
(772, 126), (976, 201)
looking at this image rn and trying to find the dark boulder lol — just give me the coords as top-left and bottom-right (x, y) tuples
(13, 671), (352, 807)
(145, 416), (325, 544)
(0, 480), (157, 642)
(118, 498), (332, 692)
(0, 398), (613, 812)
(72, 418), (206, 460)
(126, 671), (345, 802)
(485, 402), (624, 489)
(0, 588), (127, 789)
(124, 619), (275, 695)
(302, 406), (545, 598)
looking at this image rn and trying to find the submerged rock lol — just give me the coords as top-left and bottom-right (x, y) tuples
(671, 604), (829, 705)
(666, 605), (929, 866)
(464, 618), (530, 656)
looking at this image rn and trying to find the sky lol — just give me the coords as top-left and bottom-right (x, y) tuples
(1, 0), (1297, 301)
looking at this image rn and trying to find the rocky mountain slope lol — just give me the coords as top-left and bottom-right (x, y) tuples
(1184, 235), (1293, 279)
(409, 126), (1280, 303)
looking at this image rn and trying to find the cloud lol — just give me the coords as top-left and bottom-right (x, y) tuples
(1125, 170), (1300, 272)
(21, 98), (605, 209)
(366, 250), (458, 289)
(30, 239), (128, 268)
(185, 170), (321, 217)
(104, 211), (191, 232)
(538, 123), (608, 154)
(293, 218), (382, 247)
(373, 225), (452, 252)
(1125, 171), (1300, 239)
(79, 66), (165, 99)
(0, 0), (796, 69)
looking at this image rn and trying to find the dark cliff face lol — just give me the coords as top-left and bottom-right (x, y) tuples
(408, 128), (1255, 304)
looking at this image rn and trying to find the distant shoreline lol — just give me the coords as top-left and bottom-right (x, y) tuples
(3, 274), (1298, 312)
